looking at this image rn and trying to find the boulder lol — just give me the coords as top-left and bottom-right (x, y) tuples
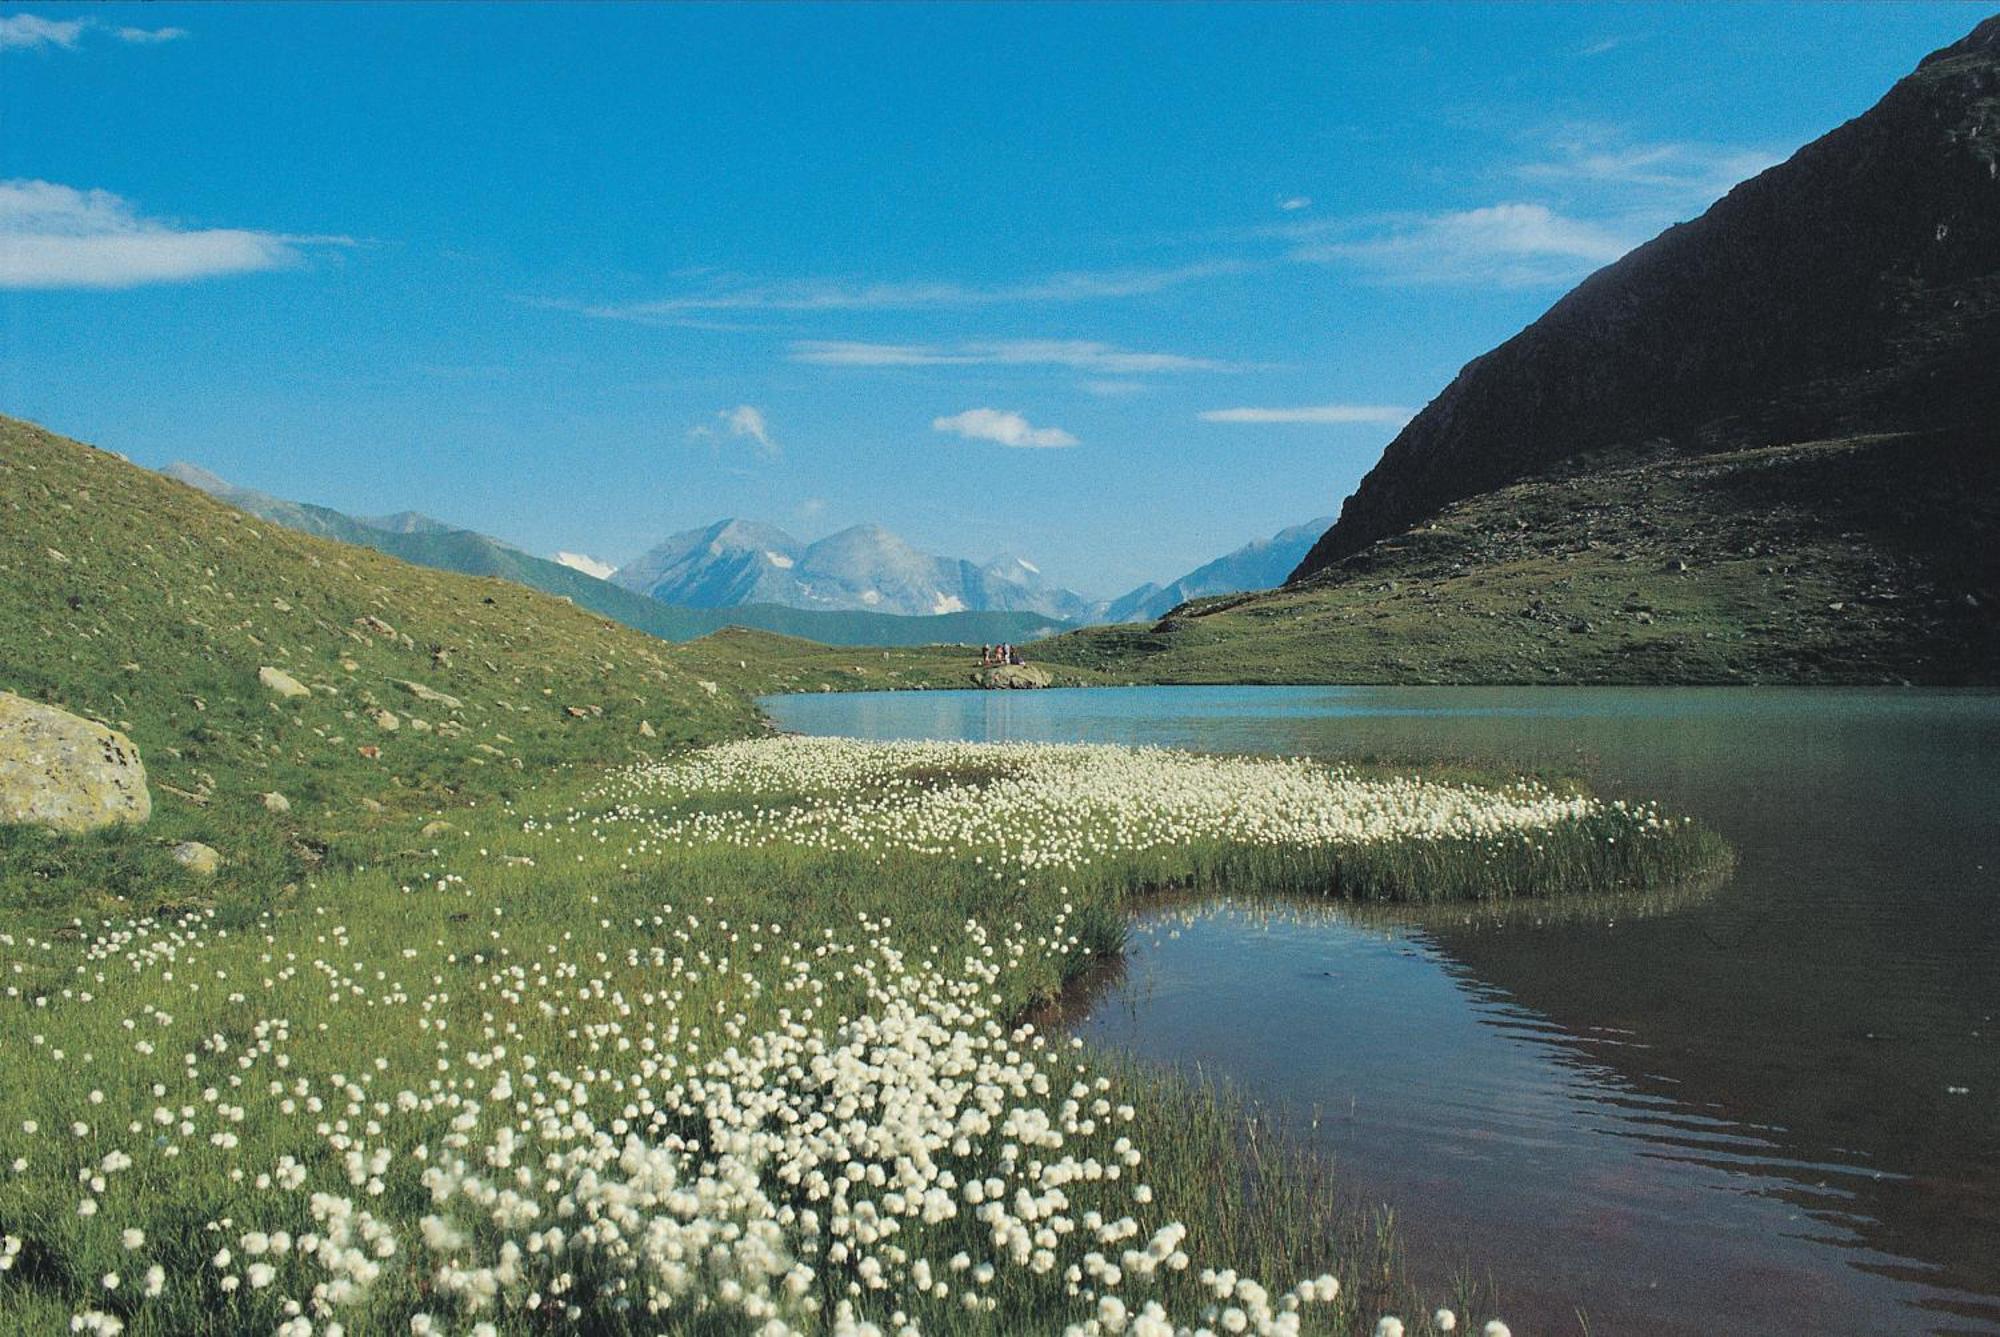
(0, 691), (152, 832)
(172, 841), (220, 876)
(397, 680), (462, 710)
(373, 709), (401, 732)
(258, 666), (310, 699)
(261, 791), (291, 814)
(974, 664), (1053, 690)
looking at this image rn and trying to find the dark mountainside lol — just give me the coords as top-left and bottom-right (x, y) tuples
(1293, 15), (2000, 579)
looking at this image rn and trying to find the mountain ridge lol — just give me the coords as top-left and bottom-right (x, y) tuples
(1293, 13), (2000, 580)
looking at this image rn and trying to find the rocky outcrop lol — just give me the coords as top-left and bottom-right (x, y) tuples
(0, 691), (151, 832)
(258, 666), (311, 699)
(973, 664), (1053, 690)
(172, 841), (220, 875)
(1294, 15), (2000, 580)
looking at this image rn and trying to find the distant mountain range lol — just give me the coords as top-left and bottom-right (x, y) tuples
(161, 463), (1330, 642)
(158, 465), (1073, 648)
(1100, 517), (1333, 623)
(611, 519), (1097, 622)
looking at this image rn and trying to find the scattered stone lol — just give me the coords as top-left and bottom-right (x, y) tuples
(261, 791), (291, 814)
(0, 691), (152, 832)
(355, 615), (397, 637)
(258, 666), (311, 699)
(639, 720), (657, 739)
(397, 680), (462, 710)
(475, 744), (505, 757)
(407, 717), (433, 735)
(564, 706), (589, 718)
(171, 841), (220, 876)
(421, 820), (452, 838)
(698, 680), (720, 697)
(359, 797), (385, 813)
(357, 744), (381, 760)
(372, 709), (401, 732)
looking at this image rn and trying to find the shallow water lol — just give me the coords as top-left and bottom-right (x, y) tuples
(765, 685), (2000, 1336)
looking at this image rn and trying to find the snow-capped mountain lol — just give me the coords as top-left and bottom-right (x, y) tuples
(552, 551), (617, 580)
(612, 519), (1095, 621)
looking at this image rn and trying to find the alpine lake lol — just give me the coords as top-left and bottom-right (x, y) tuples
(764, 685), (2000, 1337)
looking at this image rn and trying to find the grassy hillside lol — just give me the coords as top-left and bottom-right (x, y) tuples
(0, 414), (759, 924)
(1037, 433), (1999, 685)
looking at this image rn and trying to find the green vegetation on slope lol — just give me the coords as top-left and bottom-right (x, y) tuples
(0, 414), (760, 924)
(668, 626), (1120, 696)
(1036, 434), (1999, 686)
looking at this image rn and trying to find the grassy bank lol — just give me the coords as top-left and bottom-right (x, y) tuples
(1032, 435), (1999, 687)
(2, 734), (1720, 1335)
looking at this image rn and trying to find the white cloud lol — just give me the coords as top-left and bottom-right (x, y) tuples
(1577, 35), (1631, 57)
(0, 14), (187, 50)
(1278, 196), (1312, 212)
(1293, 203), (1636, 287)
(1201, 405), (1412, 425)
(0, 180), (344, 289)
(932, 409), (1077, 449)
(791, 339), (1238, 374)
(563, 260), (1241, 320)
(718, 404), (776, 456)
(1514, 129), (1779, 209)
(114, 25), (188, 44)
(0, 13), (84, 49)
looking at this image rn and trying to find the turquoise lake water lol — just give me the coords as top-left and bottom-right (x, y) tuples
(763, 685), (2000, 1336)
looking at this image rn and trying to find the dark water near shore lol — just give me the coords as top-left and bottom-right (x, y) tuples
(765, 685), (2000, 1336)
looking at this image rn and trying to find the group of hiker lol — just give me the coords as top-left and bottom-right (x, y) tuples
(980, 643), (1026, 667)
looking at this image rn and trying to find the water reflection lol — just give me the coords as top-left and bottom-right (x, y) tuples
(764, 686), (2000, 1335)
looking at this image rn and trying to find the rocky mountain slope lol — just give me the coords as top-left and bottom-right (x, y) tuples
(614, 518), (1095, 621)
(1037, 431), (1997, 685)
(1103, 517), (1334, 624)
(1294, 15), (2000, 579)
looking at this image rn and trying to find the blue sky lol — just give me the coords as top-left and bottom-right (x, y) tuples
(0, 3), (1982, 597)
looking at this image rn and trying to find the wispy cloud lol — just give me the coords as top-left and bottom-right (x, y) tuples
(1079, 379), (1150, 398)
(560, 260), (1243, 321)
(113, 25), (189, 45)
(1292, 202), (1636, 288)
(791, 339), (1240, 374)
(700, 404), (777, 457)
(1514, 127), (1779, 210)
(1576, 35), (1633, 58)
(0, 180), (347, 289)
(932, 408), (1077, 449)
(1278, 196), (1312, 212)
(1, 13), (186, 50)
(1201, 404), (1411, 425)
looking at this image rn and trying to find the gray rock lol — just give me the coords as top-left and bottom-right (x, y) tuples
(372, 709), (401, 733)
(261, 791), (291, 814)
(0, 691), (152, 832)
(172, 841), (220, 876)
(258, 666), (311, 699)
(397, 680), (462, 710)
(974, 664), (1053, 690)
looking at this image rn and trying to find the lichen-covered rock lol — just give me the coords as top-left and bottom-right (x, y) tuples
(172, 841), (220, 875)
(258, 666), (310, 699)
(0, 691), (152, 832)
(261, 791), (291, 814)
(397, 680), (462, 710)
